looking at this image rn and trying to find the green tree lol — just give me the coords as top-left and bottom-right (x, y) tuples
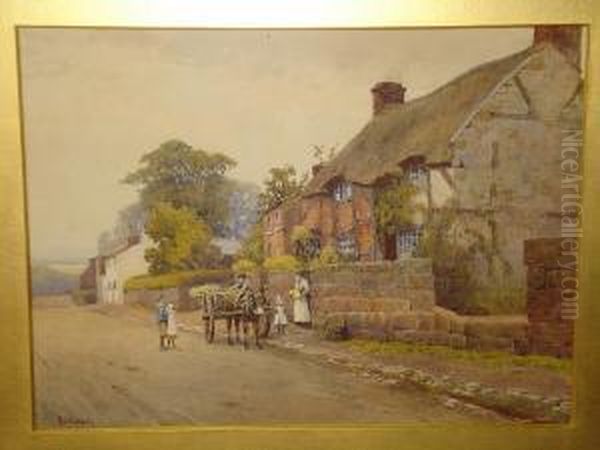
(236, 222), (264, 265)
(258, 165), (306, 214)
(291, 225), (320, 263)
(144, 203), (213, 274)
(123, 139), (236, 235)
(374, 177), (420, 236)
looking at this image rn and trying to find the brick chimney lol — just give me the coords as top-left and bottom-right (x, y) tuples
(371, 81), (406, 116)
(534, 25), (581, 67)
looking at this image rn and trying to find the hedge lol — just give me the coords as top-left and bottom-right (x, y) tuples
(124, 268), (233, 292)
(264, 255), (300, 272)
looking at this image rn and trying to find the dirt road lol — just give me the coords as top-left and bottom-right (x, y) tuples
(33, 299), (498, 427)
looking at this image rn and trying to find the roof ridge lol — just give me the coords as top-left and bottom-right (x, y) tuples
(388, 45), (538, 113)
(304, 45), (544, 196)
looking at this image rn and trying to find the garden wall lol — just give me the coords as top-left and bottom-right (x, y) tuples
(256, 260), (530, 353)
(254, 259), (435, 321)
(525, 238), (575, 357)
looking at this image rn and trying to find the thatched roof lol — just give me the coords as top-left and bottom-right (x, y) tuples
(305, 45), (539, 195)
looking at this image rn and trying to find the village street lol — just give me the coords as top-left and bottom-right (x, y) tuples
(32, 298), (498, 427)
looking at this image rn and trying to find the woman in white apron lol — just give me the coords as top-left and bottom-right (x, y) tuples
(291, 273), (311, 326)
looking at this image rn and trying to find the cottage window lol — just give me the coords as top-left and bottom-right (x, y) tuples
(396, 226), (423, 256)
(406, 165), (428, 186)
(333, 181), (353, 202)
(337, 233), (357, 259)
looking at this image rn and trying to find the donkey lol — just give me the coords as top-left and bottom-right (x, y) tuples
(193, 283), (262, 349)
(226, 282), (262, 349)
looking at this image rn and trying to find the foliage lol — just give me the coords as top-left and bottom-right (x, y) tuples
(311, 245), (340, 268)
(374, 177), (420, 236)
(232, 258), (258, 274)
(257, 165), (306, 215)
(467, 287), (526, 315)
(114, 202), (147, 240)
(318, 245), (340, 265)
(236, 222), (264, 265)
(264, 255), (300, 272)
(98, 202), (148, 255)
(188, 283), (224, 299)
(144, 203), (214, 274)
(124, 268), (232, 292)
(417, 204), (522, 314)
(123, 139), (236, 234)
(291, 225), (320, 263)
(320, 315), (350, 341)
(345, 339), (572, 373)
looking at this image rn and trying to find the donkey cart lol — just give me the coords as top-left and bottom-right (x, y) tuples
(190, 284), (272, 348)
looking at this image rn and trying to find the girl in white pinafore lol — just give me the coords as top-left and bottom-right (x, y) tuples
(166, 303), (178, 349)
(272, 295), (288, 334)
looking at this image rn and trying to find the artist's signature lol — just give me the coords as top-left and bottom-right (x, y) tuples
(57, 415), (91, 426)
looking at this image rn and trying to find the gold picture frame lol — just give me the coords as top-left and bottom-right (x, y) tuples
(1, 1), (599, 449)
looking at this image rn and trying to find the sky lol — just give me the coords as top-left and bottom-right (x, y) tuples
(19, 27), (533, 262)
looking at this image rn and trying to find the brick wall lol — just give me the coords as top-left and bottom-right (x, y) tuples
(263, 199), (303, 257)
(263, 185), (378, 262)
(524, 238), (575, 357)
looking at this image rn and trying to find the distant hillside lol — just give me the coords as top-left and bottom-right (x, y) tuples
(31, 262), (81, 296)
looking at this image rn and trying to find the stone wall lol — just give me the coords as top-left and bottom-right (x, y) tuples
(311, 259), (435, 311)
(254, 259), (436, 326)
(256, 260), (529, 354)
(319, 306), (529, 353)
(525, 238), (575, 357)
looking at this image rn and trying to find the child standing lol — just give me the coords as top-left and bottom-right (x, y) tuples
(156, 299), (169, 351)
(166, 303), (177, 349)
(272, 295), (288, 335)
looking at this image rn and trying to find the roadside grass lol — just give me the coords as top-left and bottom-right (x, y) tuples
(344, 339), (572, 374)
(124, 269), (232, 291)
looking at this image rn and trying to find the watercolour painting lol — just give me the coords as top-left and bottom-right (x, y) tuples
(20, 26), (584, 427)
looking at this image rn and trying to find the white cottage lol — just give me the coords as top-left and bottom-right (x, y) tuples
(96, 235), (149, 304)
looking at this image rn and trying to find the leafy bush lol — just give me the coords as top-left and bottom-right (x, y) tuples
(124, 268), (232, 291)
(264, 255), (300, 272)
(320, 315), (350, 341)
(232, 258), (258, 274)
(466, 286), (526, 315)
(374, 177), (420, 235)
(311, 245), (340, 268)
(291, 225), (320, 262)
